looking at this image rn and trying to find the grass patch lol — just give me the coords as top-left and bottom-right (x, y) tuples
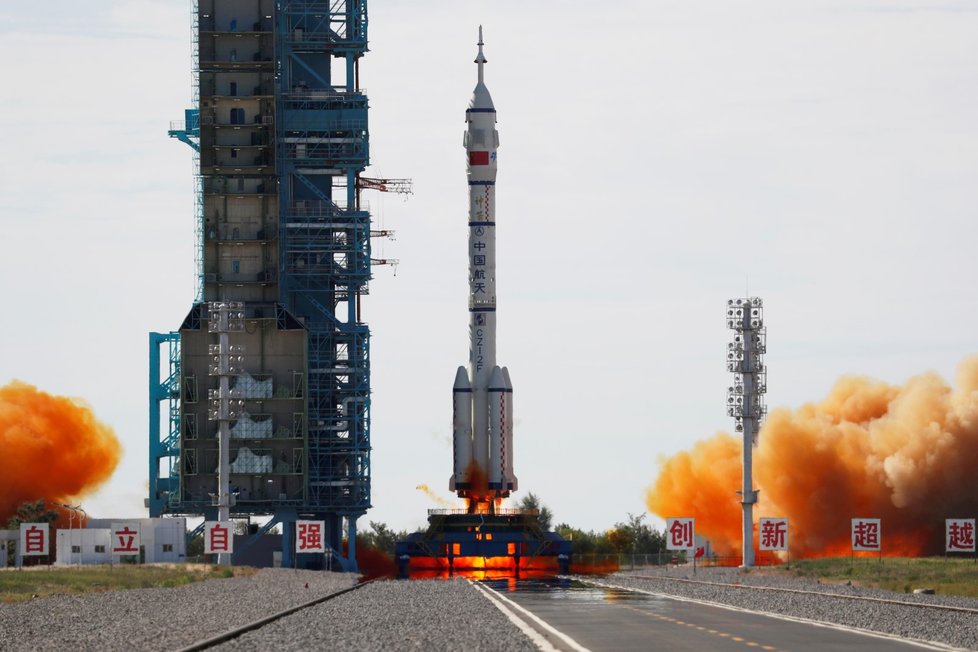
(0, 564), (255, 604)
(775, 557), (978, 598)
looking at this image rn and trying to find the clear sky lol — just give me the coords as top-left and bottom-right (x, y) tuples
(1, 0), (977, 535)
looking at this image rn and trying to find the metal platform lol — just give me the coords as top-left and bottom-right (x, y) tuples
(394, 509), (571, 578)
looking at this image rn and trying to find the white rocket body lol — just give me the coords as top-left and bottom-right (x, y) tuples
(450, 28), (518, 496)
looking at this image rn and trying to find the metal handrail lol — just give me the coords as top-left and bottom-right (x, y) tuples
(427, 508), (539, 516)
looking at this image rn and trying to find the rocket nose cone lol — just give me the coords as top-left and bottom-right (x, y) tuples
(501, 366), (512, 390)
(488, 365), (504, 389)
(453, 366), (471, 390)
(470, 84), (495, 111)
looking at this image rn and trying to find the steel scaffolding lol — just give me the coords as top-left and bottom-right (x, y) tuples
(276, 0), (371, 529)
(154, 0), (373, 571)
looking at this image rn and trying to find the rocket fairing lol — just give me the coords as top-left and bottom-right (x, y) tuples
(450, 27), (518, 498)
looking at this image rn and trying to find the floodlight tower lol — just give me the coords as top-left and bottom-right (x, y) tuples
(725, 297), (767, 568)
(207, 301), (245, 565)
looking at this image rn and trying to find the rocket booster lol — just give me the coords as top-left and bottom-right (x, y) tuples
(451, 27), (518, 498)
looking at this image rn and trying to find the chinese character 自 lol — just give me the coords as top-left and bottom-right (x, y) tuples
(210, 524), (229, 552)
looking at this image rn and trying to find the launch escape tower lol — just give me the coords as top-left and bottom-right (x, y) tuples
(150, 0), (390, 570)
(725, 297), (767, 567)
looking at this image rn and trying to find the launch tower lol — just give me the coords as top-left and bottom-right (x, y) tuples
(149, 0), (389, 571)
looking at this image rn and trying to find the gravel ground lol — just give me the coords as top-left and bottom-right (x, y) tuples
(0, 571), (535, 652)
(596, 567), (978, 651)
(212, 578), (537, 652)
(0, 568), (356, 651)
(6, 565), (975, 651)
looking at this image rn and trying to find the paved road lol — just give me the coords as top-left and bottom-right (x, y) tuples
(479, 578), (941, 652)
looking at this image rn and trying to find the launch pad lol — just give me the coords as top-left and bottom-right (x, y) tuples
(394, 509), (571, 579)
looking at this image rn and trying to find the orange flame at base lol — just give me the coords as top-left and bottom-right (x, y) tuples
(407, 555), (561, 579)
(458, 462), (507, 514)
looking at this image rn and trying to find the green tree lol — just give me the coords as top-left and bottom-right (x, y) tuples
(5, 500), (61, 529)
(186, 534), (204, 559)
(614, 513), (665, 554)
(606, 527), (634, 554)
(556, 524), (617, 555)
(518, 492), (553, 531)
(357, 521), (411, 558)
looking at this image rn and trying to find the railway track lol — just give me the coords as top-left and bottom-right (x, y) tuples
(176, 580), (377, 651)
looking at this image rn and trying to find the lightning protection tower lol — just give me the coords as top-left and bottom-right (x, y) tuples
(725, 297), (767, 567)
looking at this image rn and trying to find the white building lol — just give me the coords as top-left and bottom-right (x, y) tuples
(56, 529), (112, 565)
(56, 518), (187, 565)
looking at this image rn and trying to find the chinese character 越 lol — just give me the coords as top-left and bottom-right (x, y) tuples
(947, 519), (976, 552)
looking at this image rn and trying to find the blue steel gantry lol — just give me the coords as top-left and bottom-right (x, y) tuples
(151, 0), (382, 571)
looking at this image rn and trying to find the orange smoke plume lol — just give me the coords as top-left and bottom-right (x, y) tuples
(415, 484), (455, 508)
(647, 356), (978, 557)
(0, 381), (122, 525)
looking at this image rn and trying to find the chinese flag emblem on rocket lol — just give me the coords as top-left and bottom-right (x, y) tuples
(469, 151), (490, 165)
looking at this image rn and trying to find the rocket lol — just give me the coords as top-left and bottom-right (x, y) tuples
(450, 27), (518, 500)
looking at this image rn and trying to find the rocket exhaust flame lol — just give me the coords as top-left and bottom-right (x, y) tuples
(0, 381), (121, 524)
(647, 356), (978, 557)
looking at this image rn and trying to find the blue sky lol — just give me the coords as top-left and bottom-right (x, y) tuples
(1, 0), (977, 533)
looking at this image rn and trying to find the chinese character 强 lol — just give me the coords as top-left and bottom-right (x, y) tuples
(297, 522), (323, 551)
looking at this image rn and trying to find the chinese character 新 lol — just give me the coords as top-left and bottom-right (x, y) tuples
(760, 519), (787, 550)
(297, 523), (323, 551)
